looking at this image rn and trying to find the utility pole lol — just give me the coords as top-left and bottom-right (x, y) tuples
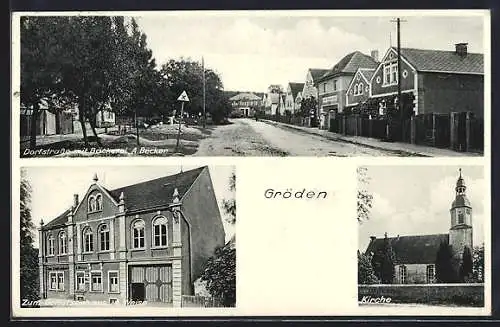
(175, 101), (185, 152)
(202, 56), (206, 128)
(391, 17), (406, 141)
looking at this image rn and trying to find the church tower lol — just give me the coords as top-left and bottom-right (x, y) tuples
(449, 168), (473, 261)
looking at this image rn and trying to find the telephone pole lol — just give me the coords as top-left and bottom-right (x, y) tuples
(202, 56), (206, 128)
(391, 17), (406, 140)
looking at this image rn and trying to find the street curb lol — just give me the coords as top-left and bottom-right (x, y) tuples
(261, 120), (430, 157)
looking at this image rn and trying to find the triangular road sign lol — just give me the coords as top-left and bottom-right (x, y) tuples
(177, 90), (190, 102)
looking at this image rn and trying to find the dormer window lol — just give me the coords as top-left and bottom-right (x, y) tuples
(88, 193), (103, 213)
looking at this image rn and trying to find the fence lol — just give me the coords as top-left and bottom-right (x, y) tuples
(359, 283), (484, 306)
(329, 112), (483, 153)
(263, 114), (310, 127)
(181, 295), (225, 308)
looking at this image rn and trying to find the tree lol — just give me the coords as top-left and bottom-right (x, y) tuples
(435, 241), (457, 283)
(298, 96), (317, 118)
(460, 246), (473, 282)
(222, 172), (236, 224)
(472, 244), (484, 283)
(357, 166), (372, 223)
(358, 250), (380, 284)
(20, 170), (39, 304)
(371, 234), (395, 284)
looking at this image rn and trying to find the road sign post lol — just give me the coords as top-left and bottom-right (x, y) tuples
(175, 91), (190, 153)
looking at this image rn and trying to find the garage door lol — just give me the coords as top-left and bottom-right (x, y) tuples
(129, 265), (173, 303)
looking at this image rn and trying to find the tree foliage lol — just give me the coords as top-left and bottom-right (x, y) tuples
(435, 241), (457, 283)
(199, 245), (236, 307)
(358, 250), (380, 284)
(357, 166), (372, 223)
(371, 234), (395, 284)
(472, 244), (484, 283)
(298, 96), (317, 118)
(20, 170), (39, 303)
(222, 172), (236, 224)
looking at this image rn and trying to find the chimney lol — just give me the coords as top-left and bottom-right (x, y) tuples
(370, 50), (379, 62)
(455, 43), (468, 57)
(73, 194), (79, 208)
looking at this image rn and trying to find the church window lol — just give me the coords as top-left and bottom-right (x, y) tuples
(426, 265), (435, 283)
(399, 265), (407, 284)
(458, 212), (464, 224)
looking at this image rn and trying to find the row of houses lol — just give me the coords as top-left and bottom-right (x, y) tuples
(263, 43), (483, 132)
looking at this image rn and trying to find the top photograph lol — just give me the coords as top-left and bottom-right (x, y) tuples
(14, 11), (488, 158)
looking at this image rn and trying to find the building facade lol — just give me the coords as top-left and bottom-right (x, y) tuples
(364, 169), (473, 284)
(370, 44), (484, 117)
(38, 166), (225, 306)
(345, 68), (375, 108)
(284, 82), (305, 115)
(228, 92), (264, 117)
(315, 51), (379, 129)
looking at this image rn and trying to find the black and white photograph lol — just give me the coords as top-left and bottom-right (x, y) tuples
(357, 165), (486, 307)
(19, 165), (236, 308)
(15, 11), (487, 157)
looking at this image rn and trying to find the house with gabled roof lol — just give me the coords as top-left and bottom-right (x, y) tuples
(228, 92), (263, 117)
(38, 166), (225, 307)
(364, 169), (473, 284)
(284, 82), (305, 115)
(345, 68), (376, 108)
(315, 51), (379, 129)
(370, 43), (484, 117)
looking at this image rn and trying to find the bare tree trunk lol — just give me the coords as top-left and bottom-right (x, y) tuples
(89, 117), (102, 147)
(78, 98), (89, 148)
(29, 102), (39, 150)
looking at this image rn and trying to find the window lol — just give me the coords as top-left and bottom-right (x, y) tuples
(358, 83), (363, 95)
(399, 265), (407, 284)
(76, 271), (86, 291)
(153, 216), (168, 247)
(83, 227), (93, 252)
(95, 194), (103, 211)
(99, 224), (110, 251)
(322, 83), (326, 93)
(49, 271), (64, 291)
(108, 271), (119, 293)
(333, 80), (338, 91)
(132, 220), (145, 249)
(91, 272), (103, 292)
(383, 61), (398, 86)
(58, 231), (67, 255)
(426, 265), (435, 283)
(47, 234), (55, 256)
(458, 212), (464, 224)
(88, 196), (96, 212)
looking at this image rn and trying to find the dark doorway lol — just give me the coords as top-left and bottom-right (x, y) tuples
(131, 283), (145, 302)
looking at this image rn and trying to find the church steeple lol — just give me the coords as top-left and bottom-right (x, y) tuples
(449, 168), (473, 262)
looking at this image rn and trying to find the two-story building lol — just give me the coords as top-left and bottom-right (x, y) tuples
(315, 51), (379, 129)
(370, 43), (484, 117)
(38, 166), (225, 307)
(284, 82), (305, 115)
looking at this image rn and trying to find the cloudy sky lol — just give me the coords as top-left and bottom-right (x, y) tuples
(22, 165), (236, 246)
(132, 11), (486, 92)
(358, 165), (486, 252)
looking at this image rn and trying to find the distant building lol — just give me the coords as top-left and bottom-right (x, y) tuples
(364, 169), (473, 284)
(228, 92), (264, 117)
(370, 44), (483, 117)
(284, 82), (305, 115)
(315, 51), (379, 129)
(38, 167), (225, 306)
(20, 100), (74, 136)
(96, 107), (116, 128)
(345, 68), (376, 108)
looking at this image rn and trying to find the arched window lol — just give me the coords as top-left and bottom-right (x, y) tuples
(399, 265), (407, 284)
(83, 227), (94, 252)
(88, 196), (96, 213)
(59, 231), (67, 255)
(359, 83), (364, 95)
(152, 216), (168, 247)
(95, 194), (103, 211)
(353, 83), (358, 95)
(99, 224), (110, 251)
(132, 220), (145, 249)
(47, 234), (55, 256)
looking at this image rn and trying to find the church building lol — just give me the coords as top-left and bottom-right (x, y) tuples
(364, 169), (473, 284)
(38, 166), (225, 306)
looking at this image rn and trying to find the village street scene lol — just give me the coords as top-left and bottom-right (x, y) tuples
(19, 14), (485, 157)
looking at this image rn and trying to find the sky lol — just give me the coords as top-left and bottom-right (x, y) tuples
(131, 11), (486, 92)
(358, 165), (486, 252)
(22, 165), (236, 246)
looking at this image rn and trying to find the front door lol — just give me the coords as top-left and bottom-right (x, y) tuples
(130, 283), (145, 302)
